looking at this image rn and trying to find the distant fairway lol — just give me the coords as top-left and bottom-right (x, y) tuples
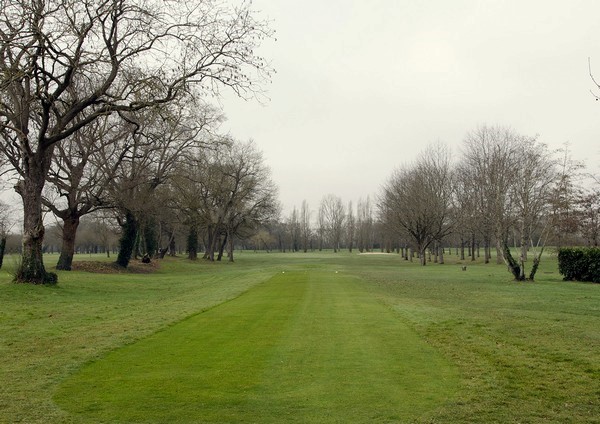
(54, 270), (458, 422)
(0, 251), (598, 423)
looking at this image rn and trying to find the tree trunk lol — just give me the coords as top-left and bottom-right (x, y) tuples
(0, 237), (6, 269)
(56, 216), (81, 271)
(217, 232), (227, 261)
(419, 246), (427, 266)
(187, 225), (198, 260)
(169, 236), (177, 257)
(144, 217), (158, 258)
(519, 229), (527, 280)
(528, 248), (544, 281)
(208, 229), (220, 261)
(502, 242), (523, 280)
(15, 162), (57, 284)
(116, 211), (137, 268)
(484, 238), (490, 264)
(496, 238), (504, 264)
(228, 231), (235, 262)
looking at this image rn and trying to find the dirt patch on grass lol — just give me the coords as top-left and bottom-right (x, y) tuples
(71, 260), (160, 274)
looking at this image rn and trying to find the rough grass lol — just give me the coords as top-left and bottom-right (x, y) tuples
(0, 250), (598, 423)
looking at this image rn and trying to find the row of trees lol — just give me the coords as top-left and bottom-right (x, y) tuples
(381, 125), (598, 280)
(278, 196), (377, 254)
(0, 0), (274, 283)
(264, 125), (598, 283)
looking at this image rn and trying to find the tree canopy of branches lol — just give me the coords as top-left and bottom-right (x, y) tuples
(0, 0), (272, 283)
(319, 194), (345, 253)
(100, 98), (222, 268)
(460, 125), (558, 280)
(380, 143), (453, 265)
(173, 139), (278, 262)
(42, 115), (127, 270)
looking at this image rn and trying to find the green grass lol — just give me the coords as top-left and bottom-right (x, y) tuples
(0, 251), (598, 423)
(54, 270), (457, 423)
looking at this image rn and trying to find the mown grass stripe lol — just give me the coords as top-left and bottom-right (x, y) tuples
(54, 269), (458, 423)
(248, 271), (458, 423)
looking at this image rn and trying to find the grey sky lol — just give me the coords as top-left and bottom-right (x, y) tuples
(222, 0), (600, 214)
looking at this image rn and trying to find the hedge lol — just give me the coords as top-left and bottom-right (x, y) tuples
(557, 247), (600, 283)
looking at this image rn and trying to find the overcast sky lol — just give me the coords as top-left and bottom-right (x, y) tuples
(222, 0), (600, 214)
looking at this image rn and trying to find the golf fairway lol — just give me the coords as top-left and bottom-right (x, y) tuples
(54, 270), (459, 422)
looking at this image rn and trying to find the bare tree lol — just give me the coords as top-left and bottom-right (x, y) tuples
(316, 205), (326, 251)
(319, 194), (345, 252)
(508, 139), (557, 280)
(287, 207), (300, 252)
(452, 165), (479, 261)
(548, 144), (584, 248)
(356, 196), (374, 253)
(461, 125), (562, 280)
(173, 138), (278, 262)
(43, 115), (125, 270)
(346, 200), (355, 253)
(0, 0), (272, 283)
(579, 184), (600, 247)
(300, 200), (311, 253)
(218, 140), (279, 262)
(381, 143), (453, 265)
(98, 100), (219, 267)
(461, 125), (522, 265)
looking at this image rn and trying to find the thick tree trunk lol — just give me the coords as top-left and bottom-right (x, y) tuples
(208, 229), (219, 261)
(187, 225), (198, 260)
(169, 236), (176, 257)
(217, 233), (227, 261)
(0, 237), (6, 269)
(528, 248), (543, 281)
(56, 216), (80, 271)
(502, 242), (523, 280)
(519, 230), (527, 280)
(15, 162), (57, 284)
(116, 211), (137, 268)
(205, 235), (212, 259)
(419, 245), (427, 266)
(144, 217), (158, 258)
(496, 238), (504, 265)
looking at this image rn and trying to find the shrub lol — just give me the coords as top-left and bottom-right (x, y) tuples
(558, 248), (600, 283)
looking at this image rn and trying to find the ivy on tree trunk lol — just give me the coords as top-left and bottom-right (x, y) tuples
(502, 242), (523, 281)
(116, 212), (137, 268)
